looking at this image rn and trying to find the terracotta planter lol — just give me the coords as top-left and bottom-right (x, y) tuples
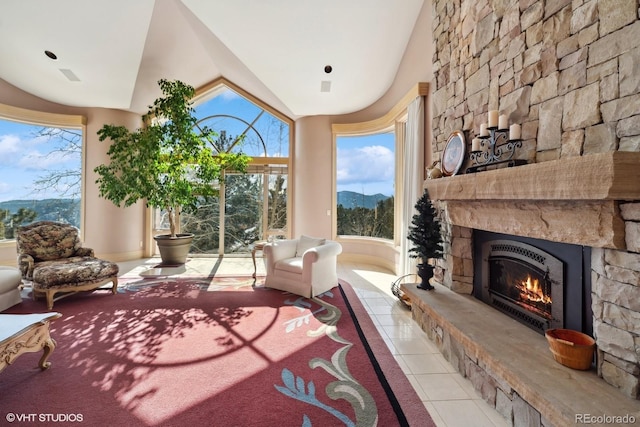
(545, 328), (595, 370)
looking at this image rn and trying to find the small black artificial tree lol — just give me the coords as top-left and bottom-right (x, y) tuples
(407, 188), (444, 290)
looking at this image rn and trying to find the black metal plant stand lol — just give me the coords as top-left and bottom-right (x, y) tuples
(467, 126), (526, 173)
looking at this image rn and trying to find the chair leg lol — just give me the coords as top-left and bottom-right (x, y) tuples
(45, 290), (55, 310)
(32, 288), (44, 302)
(111, 277), (118, 295)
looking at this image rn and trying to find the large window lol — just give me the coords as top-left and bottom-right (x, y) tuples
(0, 105), (85, 241)
(153, 79), (292, 255)
(336, 131), (395, 239)
(332, 83), (429, 247)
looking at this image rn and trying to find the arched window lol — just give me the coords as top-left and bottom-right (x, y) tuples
(152, 79), (292, 255)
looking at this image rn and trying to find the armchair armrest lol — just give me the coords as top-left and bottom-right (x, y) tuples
(264, 240), (298, 262)
(303, 241), (342, 296)
(18, 254), (35, 280)
(75, 247), (95, 257)
(301, 241), (342, 264)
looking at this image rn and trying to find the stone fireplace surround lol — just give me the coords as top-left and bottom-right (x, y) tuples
(402, 152), (640, 426)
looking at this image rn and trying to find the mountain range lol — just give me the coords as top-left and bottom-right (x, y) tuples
(0, 199), (80, 228)
(337, 191), (390, 209)
(0, 193), (386, 226)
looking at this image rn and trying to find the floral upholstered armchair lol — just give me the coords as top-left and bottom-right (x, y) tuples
(17, 221), (94, 280)
(16, 221), (118, 309)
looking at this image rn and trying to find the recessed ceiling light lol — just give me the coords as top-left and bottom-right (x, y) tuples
(44, 50), (58, 60)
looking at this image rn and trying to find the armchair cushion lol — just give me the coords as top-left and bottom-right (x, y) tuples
(16, 221), (85, 261)
(32, 257), (119, 290)
(295, 235), (326, 257)
(274, 257), (303, 274)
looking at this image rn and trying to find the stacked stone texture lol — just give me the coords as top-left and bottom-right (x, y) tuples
(431, 0), (640, 401)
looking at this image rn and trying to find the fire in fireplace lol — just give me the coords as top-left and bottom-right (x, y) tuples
(484, 240), (563, 333)
(477, 239), (564, 333)
(473, 231), (592, 336)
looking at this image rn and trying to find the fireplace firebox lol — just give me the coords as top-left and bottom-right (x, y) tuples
(480, 239), (563, 333)
(473, 231), (592, 336)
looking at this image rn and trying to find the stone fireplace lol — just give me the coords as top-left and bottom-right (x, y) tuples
(402, 153), (640, 424)
(420, 0), (640, 422)
(426, 152), (640, 379)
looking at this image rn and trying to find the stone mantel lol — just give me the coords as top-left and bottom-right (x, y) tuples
(424, 152), (640, 249)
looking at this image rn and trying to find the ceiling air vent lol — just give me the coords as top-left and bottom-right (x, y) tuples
(59, 69), (81, 82)
(320, 80), (331, 92)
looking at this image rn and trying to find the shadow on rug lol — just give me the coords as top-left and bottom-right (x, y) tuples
(2, 277), (434, 427)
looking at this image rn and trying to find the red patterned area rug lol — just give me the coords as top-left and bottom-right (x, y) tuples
(1, 277), (435, 427)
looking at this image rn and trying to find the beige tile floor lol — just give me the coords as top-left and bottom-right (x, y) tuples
(118, 256), (508, 427)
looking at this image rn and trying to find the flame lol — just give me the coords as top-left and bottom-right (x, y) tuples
(517, 275), (551, 304)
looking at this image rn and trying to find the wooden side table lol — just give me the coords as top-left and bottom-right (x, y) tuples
(0, 312), (61, 373)
(251, 241), (267, 278)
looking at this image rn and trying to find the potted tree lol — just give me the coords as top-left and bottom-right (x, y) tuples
(407, 188), (444, 290)
(94, 79), (249, 265)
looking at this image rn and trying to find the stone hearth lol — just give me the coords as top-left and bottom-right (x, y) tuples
(402, 283), (640, 427)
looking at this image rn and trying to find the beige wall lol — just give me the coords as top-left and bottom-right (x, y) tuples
(293, 1), (433, 270)
(83, 108), (146, 260)
(334, 1), (433, 125)
(293, 116), (333, 238)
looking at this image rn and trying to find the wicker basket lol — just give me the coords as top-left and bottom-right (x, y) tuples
(545, 329), (595, 370)
(391, 274), (417, 309)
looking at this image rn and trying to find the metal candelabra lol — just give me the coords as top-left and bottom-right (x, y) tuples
(467, 127), (526, 173)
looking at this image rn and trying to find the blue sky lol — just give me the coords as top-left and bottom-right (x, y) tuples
(0, 120), (81, 202)
(0, 88), (395, 202)
(336, 132), (395, 197)
(195, 89), (289, 158)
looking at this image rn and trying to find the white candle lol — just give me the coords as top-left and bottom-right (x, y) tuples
(510, 123), (521, 140)
(498, 114), (508, 130)
(488, 110), (499, 128)
(480, 123), (488, 137)
(472, 138), (481, 152)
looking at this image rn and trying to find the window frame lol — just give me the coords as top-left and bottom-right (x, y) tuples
(0, 102), (86, 248)
(148, 77), (294, 255)
(334, 127), (396, 241)
(331, 83), (429, 247)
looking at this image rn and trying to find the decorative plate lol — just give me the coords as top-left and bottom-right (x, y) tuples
(442, 130), (466, 176)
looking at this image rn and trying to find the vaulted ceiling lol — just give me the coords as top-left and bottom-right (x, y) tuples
(0, 0), (425, 118)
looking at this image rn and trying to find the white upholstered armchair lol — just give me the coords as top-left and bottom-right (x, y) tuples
(263, 236), (342, 298)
